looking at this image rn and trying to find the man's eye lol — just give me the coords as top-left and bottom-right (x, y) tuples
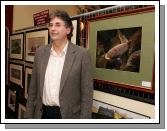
(48, 24), (53, 27)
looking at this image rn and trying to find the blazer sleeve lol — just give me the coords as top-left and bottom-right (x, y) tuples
(80, 50), (93, 119)
(24, 50), (39, 118)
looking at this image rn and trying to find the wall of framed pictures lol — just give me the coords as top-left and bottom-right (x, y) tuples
(6, 5), (155, 119)
(6, 26), (49, 119)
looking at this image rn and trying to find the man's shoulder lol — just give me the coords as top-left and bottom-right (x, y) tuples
(70, 43), (87, 54)
(36, 44), (50, 53)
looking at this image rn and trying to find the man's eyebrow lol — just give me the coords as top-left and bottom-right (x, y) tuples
(49, 22), (62, 24)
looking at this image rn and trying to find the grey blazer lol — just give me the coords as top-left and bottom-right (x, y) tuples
(24, 42), (93, 119)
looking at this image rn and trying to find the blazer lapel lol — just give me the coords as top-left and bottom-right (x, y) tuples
(59, 43), (76, 94)
(40, 44), (52, 98)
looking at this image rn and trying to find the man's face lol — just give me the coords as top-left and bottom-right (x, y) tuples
(48, 17), (71, 42)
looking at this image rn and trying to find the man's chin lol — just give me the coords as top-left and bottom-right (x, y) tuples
(52, 38), (58, 41)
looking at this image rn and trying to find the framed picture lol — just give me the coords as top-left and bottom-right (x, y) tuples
(18, 103), (26, 119)
(87, 6), (155, 93)
(6, 27), (10, 85)
(25, 29), (49, 62)
(9, 33), (24, 60)
(9, 63), (23, 87)
(92, 99), (150, 119)
(8, 89), (16, 112)
(71, 17), (79, 45)
(24, 67), (32, 99)
(79, 17), (87, 47)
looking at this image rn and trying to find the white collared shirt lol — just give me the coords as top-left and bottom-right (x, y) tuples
(42, 42), (68, 106)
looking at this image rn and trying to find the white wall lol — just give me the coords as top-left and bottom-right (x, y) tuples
(13, 5), (77, 31)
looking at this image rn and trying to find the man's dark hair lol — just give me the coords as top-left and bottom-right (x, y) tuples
(49, 10), (73, 41)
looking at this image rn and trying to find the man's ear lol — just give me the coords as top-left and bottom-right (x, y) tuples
(67, 27), (71, 35)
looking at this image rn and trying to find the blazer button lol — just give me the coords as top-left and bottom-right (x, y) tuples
(40, 108), (43, 112)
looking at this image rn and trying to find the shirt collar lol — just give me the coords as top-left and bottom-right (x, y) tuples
(51, 41), (68, 57)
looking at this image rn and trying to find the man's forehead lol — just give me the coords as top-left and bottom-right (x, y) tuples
(50, 17), (64, 23)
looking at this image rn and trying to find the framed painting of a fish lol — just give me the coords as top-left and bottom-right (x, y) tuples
(87, 5), (156, 98)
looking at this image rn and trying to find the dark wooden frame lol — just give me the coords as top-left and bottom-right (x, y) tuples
(71, 17), (80, 45)
(8, 89), (16, 112)
(9, 63), (23, 87)
(18, 103), (26, 119)
(9, 33), (24, 60)
(25, 29), (49, 62)
(24, 66), (32, 99)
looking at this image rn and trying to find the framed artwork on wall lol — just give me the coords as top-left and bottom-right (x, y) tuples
(24, 67), (32, 99)
(18, 103), (26, 119)
(79, 17), (87, 47)
(9, 63), (23, 87)
(6, 27), (10, 85)
(8, 89), (16, 112)
(92, 99), (150, 119)
(71, 17), (79, 45)
(9, 33), (24, 60)
(87, 6), (155, 94)
(25, 29), (49, 62)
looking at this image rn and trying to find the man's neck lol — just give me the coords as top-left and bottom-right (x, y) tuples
(52, 39), (68, 55)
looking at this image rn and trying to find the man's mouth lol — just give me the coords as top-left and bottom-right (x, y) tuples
(51, 33), (58, 37)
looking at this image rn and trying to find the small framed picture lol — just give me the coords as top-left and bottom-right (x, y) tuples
(18, 103), (26, 119)
(9, 63), (23, 87)
(9, 33), (24, 60)
(92, 99), (150, 119)
(71, 17), (79, 45)
(25, 67), (32, 99)
(6, 27), (10, 85)
(8, 89), (16, 112)
(25, 29), (49, 62)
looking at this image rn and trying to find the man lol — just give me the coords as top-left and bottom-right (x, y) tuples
(24, 10), (93, 119)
